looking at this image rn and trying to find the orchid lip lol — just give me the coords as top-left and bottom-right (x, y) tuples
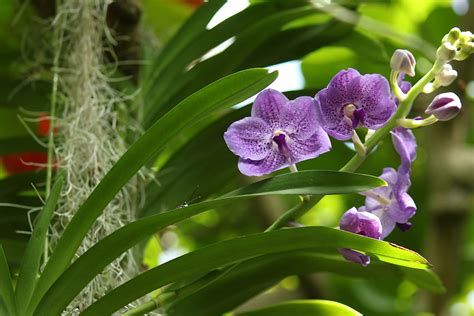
(272, 131), (290, 158)
(343, 104), (365, 129)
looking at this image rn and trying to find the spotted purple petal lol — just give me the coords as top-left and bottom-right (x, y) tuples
(251, 89), (289, 129)
(237, 150), (287, 177)
(286, 126), (331, 162)
(281, 97), (319, 140)
(224, 117), (272, 161)
(351, 74), (397, 129)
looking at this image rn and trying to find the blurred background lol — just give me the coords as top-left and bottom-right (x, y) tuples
(0, 0), (473, 315)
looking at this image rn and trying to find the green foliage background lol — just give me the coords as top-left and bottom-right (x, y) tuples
(0, 0), (472, 315)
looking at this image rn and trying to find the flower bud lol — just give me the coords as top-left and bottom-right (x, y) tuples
(437, 42), (457, 62)
(425, 92), (462, 121)
(434, 64), (457, 87)
(454, 42), (474, 61)
(390, 49), (416, 77)
(442, 27), (461, 44)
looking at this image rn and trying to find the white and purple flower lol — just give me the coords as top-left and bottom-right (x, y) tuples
(314, 68), (397, 141)
(224, 89), (331, 176)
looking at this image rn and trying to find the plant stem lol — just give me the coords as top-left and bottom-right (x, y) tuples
(266, 59), (444, 231)
(44, 6), (64, 265)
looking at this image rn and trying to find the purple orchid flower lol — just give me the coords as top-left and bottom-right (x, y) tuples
(314, 69), (397, 141)
(224, 89), (331, 176)
(362, 127), (417, 238)
(339, 207), (382, 266)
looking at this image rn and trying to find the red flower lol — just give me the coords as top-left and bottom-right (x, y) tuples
(1, 152), (49, 174)
(1, 114), (58, 175)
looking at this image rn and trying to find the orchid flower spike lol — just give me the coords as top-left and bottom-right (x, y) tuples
(224, 89), (331, 176)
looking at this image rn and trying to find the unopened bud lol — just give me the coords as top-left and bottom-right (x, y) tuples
(437, 42), (457, 62)
(434, 64), (457, 87)
(454, 42), (474, 61)
(425, 92), (462, 121)
(390, 49), (416, 77)
(442, 27), (461, 44)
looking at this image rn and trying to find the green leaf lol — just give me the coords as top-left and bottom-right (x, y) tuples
(167, 251), (441, 315)
(81, 227), (429, 315)
(26, 68), (277, 314)
(235, 300), (361, 316)
(15, 171), (65, 314)
(0, 245), (16, 316)
(145, 6), (315, 126)
(143, 0), (226, 90)
(33, 170), (384, 315)
(223, 170), (386, 197)
(400, 267), (446, 294)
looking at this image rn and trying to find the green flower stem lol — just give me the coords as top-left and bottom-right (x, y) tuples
(44, 7), (64, 265)
(266, 59), (444, 232)
(398, 115), (438, 129)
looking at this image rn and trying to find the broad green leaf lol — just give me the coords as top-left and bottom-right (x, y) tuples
(400, 267), (445, 294)
(33, 170), (384, 315)
(26, 68), (277, 314)
(0, 246), (16, 316)
(145, 6), (315, 126)
(15, 172), (65, 314)
(167, 251), (441, 315)
(235, 300), (361, 316)
(144, 1), (313, 122)
(144, 2), (279, 99)
(80, 227), (428, 315)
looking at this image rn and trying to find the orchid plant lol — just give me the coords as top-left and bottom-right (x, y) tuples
(0, 0), (473, 315)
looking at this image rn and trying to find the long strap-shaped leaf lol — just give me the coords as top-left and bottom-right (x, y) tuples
(166, 251), (442, 315)
(32, 170), (384, 315)
(146, 7), (315, 126)
(235, 300), (361, 316)
(0, 246), (16, 316)
(143, 0), (226, 92)
(80, 227), (428, 315)
(15, 171), (65, 315)
(26, 68), (278, 314)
